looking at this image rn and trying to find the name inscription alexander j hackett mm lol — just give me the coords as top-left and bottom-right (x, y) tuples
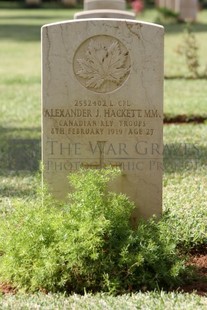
(43, 105), (160, 136)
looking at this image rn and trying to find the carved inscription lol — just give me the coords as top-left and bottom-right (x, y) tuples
(73, 36), (131, 93)
(45, 141), (163, 173)
(44, 99), (160, 137)
(44, 96), (162, 173)
(81, 141), (122, 169)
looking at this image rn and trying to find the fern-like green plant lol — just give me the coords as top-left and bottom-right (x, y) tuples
(176, 25), (207, 78)
(0, 168), (186, 294)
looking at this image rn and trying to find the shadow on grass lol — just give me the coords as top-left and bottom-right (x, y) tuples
(0, 24), (42, 41)
(163, 142), (207, 174)
(160, 22), (207, 34)
(0, 127), (41, 171)
(0, 182), (36, 198)
(0, 17), (72, 41)
(0, 15), (69, 20)
(0, 1), (81, 10)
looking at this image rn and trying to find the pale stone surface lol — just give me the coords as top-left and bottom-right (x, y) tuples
(166, 0), (175, 11)
(156, 0), (198, 20)
(74, 9), (135, 19)
(179, 0), (198, 21)
(156, 0), (177, 11)
(75, 0), (135, 19)
(174, 0), (180, 13)
(42, 19), (164, 222)
(84, 0), (126, 10)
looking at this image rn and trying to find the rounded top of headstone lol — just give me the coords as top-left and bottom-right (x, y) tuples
(84, 0), (126, 11)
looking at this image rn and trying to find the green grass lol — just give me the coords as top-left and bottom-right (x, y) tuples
(0, 6), (206, 135)
(165, 80), (207, 116)
(164, 124), (207, 171)
(0, 292), (207, 310)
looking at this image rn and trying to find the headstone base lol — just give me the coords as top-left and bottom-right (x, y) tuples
(84, 0), (126, 10)
(74, 9), (135, 19)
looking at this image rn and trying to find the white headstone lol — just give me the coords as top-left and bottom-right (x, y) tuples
(75, 0), (135, 19)
(42, 19), (164, 222)
(156, 0), (198, 21)
(179, 0), (198, 22)
(84, 0), (126, 10)
(156, 0), (177, 11)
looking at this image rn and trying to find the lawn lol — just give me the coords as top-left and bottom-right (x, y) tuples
(0, 292), (207, 309)
(0, 3), (207, 308)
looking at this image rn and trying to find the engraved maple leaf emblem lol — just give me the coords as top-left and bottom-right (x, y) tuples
(76, 39), (130, 90)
